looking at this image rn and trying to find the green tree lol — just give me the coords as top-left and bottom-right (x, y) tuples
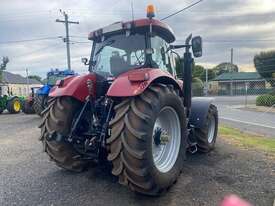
(28, 75), (42, 83)
(213, 62), (239, 76)
(0, 56), (9, 83)
(193, 65), (204, 79)
(254, 51), (275, 87)
(175, 58), (216, 81)
(193, 65), (216, 81)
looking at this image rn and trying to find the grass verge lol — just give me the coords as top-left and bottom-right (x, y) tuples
(219, 126), (275, 155)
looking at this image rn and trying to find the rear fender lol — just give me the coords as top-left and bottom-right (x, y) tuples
(107, 68), (183, 97)
(189, 97), (214, 128)
(36, 85), (52, 95)
(49, 74), (96, 102)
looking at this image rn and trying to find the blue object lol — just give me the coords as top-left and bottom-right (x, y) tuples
(36, 69), (77, 96)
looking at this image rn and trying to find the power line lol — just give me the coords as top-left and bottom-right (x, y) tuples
(160, 0), (204, 21)
(0, 36), (60, 44)
(176, 38), (275, 43)
(12, 43), (63, 59)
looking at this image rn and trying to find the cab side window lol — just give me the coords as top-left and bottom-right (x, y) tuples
(151, 36), (173, 75)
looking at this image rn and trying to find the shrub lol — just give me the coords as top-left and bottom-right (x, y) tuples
(256, 94), (275, 106)
(192, 77), (204, 96)
(268, 89), (275, 96)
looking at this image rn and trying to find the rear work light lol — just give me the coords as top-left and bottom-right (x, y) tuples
(128, 72), (150, 82)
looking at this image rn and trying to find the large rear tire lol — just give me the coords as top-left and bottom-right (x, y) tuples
(195, 104), (218, 153)
(7, 97), (21, 114)
(39, 97), (88, 172)
(33, 94), (47, 116)
(107, 84), (187, 196)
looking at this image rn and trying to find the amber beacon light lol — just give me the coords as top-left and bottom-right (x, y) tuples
(146, 5), (155, 19)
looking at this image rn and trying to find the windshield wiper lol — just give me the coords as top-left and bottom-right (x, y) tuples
(95, 39), (115, 56)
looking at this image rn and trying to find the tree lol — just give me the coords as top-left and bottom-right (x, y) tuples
(213, 62), (239, 76)
(175, 58), (216, 81)
(28, 75), (42, 83)
(193, 65), (204, 79)
(254, 51), (275, 87)
(0, 56), (9, 83)
(193, 65), (216, 81)
(0, 56), (9, 71)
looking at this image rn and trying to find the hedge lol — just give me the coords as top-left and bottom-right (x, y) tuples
(256, 94), (275, 106)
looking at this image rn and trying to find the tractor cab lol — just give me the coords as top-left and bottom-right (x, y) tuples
(86, 16), (177, 78)
(47, 69), (76, 86)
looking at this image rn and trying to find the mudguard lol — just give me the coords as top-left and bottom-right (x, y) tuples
(107, 68), (182, 97)
(189, 97), (214, 128)
(49, 74), (96, 102)
(36, 85), (52, 96)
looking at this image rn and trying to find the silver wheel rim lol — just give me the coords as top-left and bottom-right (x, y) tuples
(207, 115), (216, 143)
(152, 106), (181, 173)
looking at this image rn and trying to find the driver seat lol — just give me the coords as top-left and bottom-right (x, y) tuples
(110, 51), (128, 76)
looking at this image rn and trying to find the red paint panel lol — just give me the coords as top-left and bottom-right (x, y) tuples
(49, 74), (96, 102)
(107, 68), (180, 97)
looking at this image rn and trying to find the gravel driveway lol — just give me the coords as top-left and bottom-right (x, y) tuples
(0, 114), (274, 206)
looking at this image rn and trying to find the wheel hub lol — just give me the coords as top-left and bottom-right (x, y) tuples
(13, 100), (21, 112)
(152, 106), (181, 173)
(153, 127), (170, 146)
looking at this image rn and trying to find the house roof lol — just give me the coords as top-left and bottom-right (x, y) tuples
(0, 71), (41, 84)
(213, 72), (263, 81)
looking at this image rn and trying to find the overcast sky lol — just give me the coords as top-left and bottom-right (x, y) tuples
(1, 0), (275, 77)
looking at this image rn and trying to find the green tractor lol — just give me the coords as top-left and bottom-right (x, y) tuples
(0, 86), (24, 114)
(0, 95), (23, 114)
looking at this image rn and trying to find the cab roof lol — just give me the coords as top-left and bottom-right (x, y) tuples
(88, 18), (176, 43)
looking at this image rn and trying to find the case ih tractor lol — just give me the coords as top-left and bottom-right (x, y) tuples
(40, 6), (218, 196)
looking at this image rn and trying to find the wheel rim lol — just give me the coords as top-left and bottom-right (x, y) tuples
(152, 106), (181, 173)
(13, 100), (21, 112)
(207, 115), (216, 143)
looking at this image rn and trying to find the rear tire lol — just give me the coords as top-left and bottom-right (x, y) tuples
(39, 97), (88, 172)
(195, 104), (218, 152)
(33, 94), (47, 116)
(22, 100), (35, 114)
(107, 84), (187, 196)
(7, 97), (21, 114)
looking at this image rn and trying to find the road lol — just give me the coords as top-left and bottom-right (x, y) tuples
(0, 114), (274, 206)
(212, 96), (275, 137)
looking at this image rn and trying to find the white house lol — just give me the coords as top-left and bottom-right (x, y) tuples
(0, 71), (42, 96)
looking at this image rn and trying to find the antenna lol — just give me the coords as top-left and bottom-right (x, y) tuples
(131, 0), (134, 21)
(160, 0), (204, 21)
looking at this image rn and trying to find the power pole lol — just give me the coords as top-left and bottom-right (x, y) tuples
(230, 48), (234, 65)
(230, 48), (234, 95)
(205, 68), (208, 96)
(26, 68), (30, 95)
(56, 10), (79, 71)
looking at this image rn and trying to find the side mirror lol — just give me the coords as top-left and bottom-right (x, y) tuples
(192, 36), (202, 58)
(81, 57), (89, 65)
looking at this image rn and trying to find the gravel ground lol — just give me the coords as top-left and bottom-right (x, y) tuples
(0, 113), (274, 206)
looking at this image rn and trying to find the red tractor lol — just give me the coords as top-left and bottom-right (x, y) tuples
(40, 6), (218, 196)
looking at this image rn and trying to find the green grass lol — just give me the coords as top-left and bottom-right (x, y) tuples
(219, 126), (275, 155)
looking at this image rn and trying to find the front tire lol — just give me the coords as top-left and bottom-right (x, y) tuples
(195, 104), (218, 152)
(39, 97), (88, 172)
(107, 84), (187, 195)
